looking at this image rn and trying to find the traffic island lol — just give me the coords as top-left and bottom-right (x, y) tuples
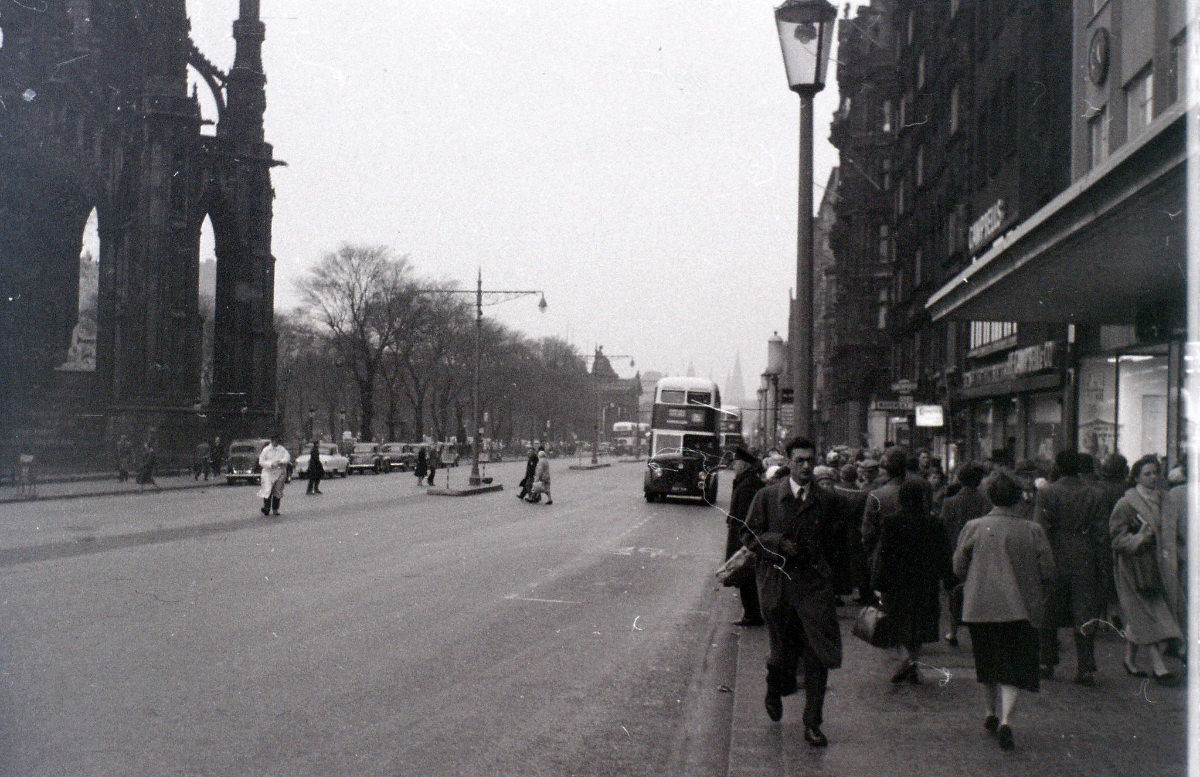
(426, 483), (505, 497)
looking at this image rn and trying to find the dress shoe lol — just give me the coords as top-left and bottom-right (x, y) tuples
(890, 660), (916, 684)
(1122, 659), (1147, 677)
(1074, 671), (1096, 686)
(803, 725), (828, 747)
(997, 724), (1014, 750)
(764, 691), (782, 722)
(984, 714), (999, 734)
(260, 506), (269, 516)
(1153, 671), (1183, 687)
(272, 510), (280, 516)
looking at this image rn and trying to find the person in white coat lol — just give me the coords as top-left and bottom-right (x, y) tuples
(527, 450), (553, 504)
(257, 435), (292, 516)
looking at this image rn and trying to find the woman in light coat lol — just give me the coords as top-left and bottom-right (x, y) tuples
(257, 436), (291, 516)
(953, 470), (1055, 751)
(528, 450), (553, 504)
(1108, 455), (1184, 684)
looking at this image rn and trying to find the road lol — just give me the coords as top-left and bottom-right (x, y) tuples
(0, 460), (738, 777)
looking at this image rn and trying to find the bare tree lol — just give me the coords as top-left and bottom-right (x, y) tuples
(296, 244), (417, 441)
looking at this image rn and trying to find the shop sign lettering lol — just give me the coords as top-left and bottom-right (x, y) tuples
(969, 199), (1006, 254)
(962, 341), (1059, 389)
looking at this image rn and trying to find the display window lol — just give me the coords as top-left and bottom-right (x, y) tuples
(1077, 344), (1172, 463)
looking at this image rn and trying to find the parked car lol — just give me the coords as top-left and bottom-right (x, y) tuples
(293, 442), (349, 479)
(348, 442), (389, 474)
(379, 442), (419, 472)
(225, 438), (271, 485)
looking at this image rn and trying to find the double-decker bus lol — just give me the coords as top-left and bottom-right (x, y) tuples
(643, 376), (722, 503)
(611, 421), (649, 455)
(719, 405), (744, 454)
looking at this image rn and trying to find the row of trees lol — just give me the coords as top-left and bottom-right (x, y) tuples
(274, 244), (600, 447)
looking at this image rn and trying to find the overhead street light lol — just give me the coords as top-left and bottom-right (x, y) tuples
(774, 0), (836, 439)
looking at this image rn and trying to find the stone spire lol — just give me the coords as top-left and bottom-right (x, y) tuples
(219, 0), (266, 141)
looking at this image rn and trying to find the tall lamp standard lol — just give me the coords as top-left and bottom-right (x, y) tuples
(774, 0), (836, 439)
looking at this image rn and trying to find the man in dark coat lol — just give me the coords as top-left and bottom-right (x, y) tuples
(726, 446), (765, 626)
(1093, 453), (1129, 616)
(1034, 449), (1110, 684)
(741, 436), (845, 747)
(517, 446), (542, 500)
(939, 462), (991, 645)
(862, 446), (912, 586)
(833, 463), (871, 604)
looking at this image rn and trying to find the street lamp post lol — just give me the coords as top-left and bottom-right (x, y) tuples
(774, 0), (836, 440)
(418, 271), (546, 487)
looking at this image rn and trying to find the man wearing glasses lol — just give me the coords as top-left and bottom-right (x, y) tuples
(741, 436), (846, 747)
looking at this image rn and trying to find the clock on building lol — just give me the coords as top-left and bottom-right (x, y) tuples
(1089, 28), (1110, 86)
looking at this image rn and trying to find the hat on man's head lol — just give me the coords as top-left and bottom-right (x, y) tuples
(733, 446), (758, 465)
(812, 465), (836, 483)
(858, 457), (879, 470)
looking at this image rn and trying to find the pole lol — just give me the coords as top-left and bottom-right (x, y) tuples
(469, 269), (483, 486)
(790, 91), (815, 439)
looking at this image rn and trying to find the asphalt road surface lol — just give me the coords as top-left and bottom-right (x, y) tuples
(0, 460), (738, 777)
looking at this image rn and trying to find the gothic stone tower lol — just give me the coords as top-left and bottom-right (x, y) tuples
(0, 0), (279, 469)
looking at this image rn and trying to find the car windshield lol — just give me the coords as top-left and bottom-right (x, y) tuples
(230, 444), (258, 454)
(353, 444), (375, 453)
(321, 445), (337, 454)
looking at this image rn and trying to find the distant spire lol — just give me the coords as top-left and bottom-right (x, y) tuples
(728, 351), (746, 407)
(219, 0), (267, 141)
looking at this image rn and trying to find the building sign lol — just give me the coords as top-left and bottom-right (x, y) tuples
(915, 404), (944, 427)
(871, 396), (915, 412)
(969, 199), (1006, 254)
(962, 341), (1061, 389)
(891, 379), (917, 395)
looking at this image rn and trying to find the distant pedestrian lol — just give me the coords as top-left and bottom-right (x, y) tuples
(874, 479), (950, 684)
(1108, 455), (1184, 685)
(194, 440), (211, 480)
(414, 447), (428, 483)
(517, 446), (541, 500)
(726, 446), (764, 627)
(116, 434), (133, 482)
(741, 436), (845, 747)
(210, 436), (224, 479)
(833, 462), (871, 605)
(426, 445), (438, 486)
(527, 450), (552, 504)
(136, 441), (160, 492)
(305, 441), (324, 495)
(953, 470), (1055, 751)
(257, 435), (291, 516)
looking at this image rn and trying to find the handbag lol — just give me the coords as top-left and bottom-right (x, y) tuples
(716, 547), (756, 587)
(852, 604), (895, 648)
(1126, 546), (1163, 596)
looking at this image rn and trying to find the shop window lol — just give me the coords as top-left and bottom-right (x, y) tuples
(1028, 395), (1062, 463)
(1117, 352), (1169, 461)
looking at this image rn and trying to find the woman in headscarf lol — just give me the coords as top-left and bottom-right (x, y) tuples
(1109, 455), (1184, 685)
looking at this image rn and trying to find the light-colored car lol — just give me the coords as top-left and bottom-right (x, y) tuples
(294, 442), (349, 478)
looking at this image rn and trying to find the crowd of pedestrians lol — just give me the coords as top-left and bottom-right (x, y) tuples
(725, 437), (1188, 753)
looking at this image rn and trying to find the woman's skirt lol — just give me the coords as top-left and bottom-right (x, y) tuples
(967, 621), (1040, 692)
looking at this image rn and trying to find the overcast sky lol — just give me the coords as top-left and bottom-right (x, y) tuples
(185, 1), (861, 405)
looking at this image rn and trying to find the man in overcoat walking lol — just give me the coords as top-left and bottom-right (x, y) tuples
(741, 436), (845, 747)
(726, 446), (765, 626)
(1034, 449), (1109, 684)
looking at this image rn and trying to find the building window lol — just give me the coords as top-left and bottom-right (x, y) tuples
(899, 96), (907, 130)
(877, 288), (889, 330)
(950, 0), (959, 16)
(882, 100), (894, 133)
(907, 10), (915, 45)
(1088, 104), (1109, 170)
(917, 52), (926, 89)
(914, 247), (924, 287)
(879, 224), (890, 262)
(915, 146), (925, 187)
(949, 83), (960, 135)
(968, 321), (1017, 353)
(1167, 32), (1186, 105)
(1126, 65), (1154, 141)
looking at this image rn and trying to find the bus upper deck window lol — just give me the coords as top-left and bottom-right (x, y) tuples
(687, 392), (711, 406)
(659, 390), (686, 404)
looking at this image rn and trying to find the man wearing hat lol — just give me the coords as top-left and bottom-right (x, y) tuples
(726, 446), (765, 626)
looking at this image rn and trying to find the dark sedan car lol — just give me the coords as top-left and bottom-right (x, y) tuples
(643, 448), (719, 504)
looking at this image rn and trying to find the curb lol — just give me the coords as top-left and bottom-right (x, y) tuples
(0, 479), (217, 506)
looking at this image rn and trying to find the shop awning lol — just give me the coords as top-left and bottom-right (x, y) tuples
(927, 107), (1187, 324)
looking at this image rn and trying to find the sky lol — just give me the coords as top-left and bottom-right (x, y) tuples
(185, 1), (863, 406)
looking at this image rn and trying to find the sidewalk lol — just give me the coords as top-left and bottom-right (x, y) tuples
(726, 603), (1189, 777)
(0, 472), (216, 505)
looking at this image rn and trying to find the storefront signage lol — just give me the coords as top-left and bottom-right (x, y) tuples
(871, 396), (915, 412)
(915, 405), (944, 427)
(962, 341), (1060, 389)
(969, 199), (1006, 254)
